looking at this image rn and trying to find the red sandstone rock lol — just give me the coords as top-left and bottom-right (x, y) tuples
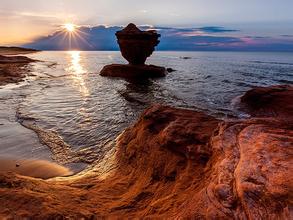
(100, 64), (166, 78)
(100, 23), (165, 79)
(0, 86), (292, 219)
(240, 84), (293, 119)
(116, 23), (160, 65)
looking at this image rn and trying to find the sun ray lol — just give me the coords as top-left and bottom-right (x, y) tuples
(59, 23), (94, 50)
(72, 30), (94, 48)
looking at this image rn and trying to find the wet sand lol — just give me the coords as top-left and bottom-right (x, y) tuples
(0, 118), (52, 160)
(0, 110), (88, 175)
(0, 158), (73, 179)
(0, 51), (51, 162)
(0, 49), (73, 180)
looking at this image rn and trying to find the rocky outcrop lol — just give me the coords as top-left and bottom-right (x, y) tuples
(116, 23), (160, 65)
(0, 55), (36, 86)
(240, 84), (293, 119)
(0, 86), (292, 219)
(100, 23), (166, 78)
(100, 64), (166, 78)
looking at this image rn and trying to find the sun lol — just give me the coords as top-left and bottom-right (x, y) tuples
(64, 23), (75, 32)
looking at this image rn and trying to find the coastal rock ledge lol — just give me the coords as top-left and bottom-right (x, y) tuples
(0, 85), (292, 219)
(0, 55), (37, 86)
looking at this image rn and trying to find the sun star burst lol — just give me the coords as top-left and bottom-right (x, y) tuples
(64, 23), (75, 32)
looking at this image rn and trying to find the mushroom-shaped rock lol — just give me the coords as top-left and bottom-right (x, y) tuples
(100, 23), (166, 79)
(116, 23), (160, 65)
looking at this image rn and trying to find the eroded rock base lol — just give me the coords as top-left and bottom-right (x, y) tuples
(100, 64), (166, 78)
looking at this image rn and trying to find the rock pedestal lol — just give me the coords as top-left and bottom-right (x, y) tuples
(100, 23), (166, 78)
(100, 64), (166, 78)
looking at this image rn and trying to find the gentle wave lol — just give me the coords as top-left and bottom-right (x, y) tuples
(249, 60), (293, 66)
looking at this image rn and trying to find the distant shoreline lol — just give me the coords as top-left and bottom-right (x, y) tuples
(0, 46), (40, 55)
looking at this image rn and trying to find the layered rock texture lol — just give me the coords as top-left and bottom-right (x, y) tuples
(0, 85), (292, 219)
(100, 23), (166, 78)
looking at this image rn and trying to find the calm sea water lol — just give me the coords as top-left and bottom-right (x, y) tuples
(0, 51), (292, 167)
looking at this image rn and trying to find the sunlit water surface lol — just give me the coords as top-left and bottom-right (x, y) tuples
(0, 51), (292, 168)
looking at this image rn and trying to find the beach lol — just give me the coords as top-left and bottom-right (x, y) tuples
(0, 85), (292, 218)
(0, 49), (292, 218)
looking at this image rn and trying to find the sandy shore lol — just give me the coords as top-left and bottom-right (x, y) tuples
(0, 158), (73, 179)
(0, 48), (65, 181)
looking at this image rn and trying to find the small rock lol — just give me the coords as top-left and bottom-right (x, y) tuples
(166, 68), (176, 73)
(180, 56), (192, 60)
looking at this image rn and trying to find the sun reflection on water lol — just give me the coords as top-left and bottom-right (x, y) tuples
(67, 51), (92, 127)
(67, 51), (89, 97)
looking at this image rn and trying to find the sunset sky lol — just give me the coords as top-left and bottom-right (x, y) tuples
(0, 0), (293, 50)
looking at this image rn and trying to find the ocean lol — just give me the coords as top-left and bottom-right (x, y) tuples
(0, 51), (292, 170)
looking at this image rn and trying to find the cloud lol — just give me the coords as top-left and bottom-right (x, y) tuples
(152, 26), (237, 31)
(0, 10), (60, 23)
(158, 34), (242, 50)
(23, 25), (293, 51)
(280, 34), (293, 38)
(191, 26), (238, 33)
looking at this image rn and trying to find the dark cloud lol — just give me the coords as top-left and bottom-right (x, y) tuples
(146, 26), (238, 36)
(281, 34), (293, 38)
(23, 25), (293, 51)
(158, 35), (242, 50)
(196, 26), (238, 33)
(24, 25), (120, 50)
